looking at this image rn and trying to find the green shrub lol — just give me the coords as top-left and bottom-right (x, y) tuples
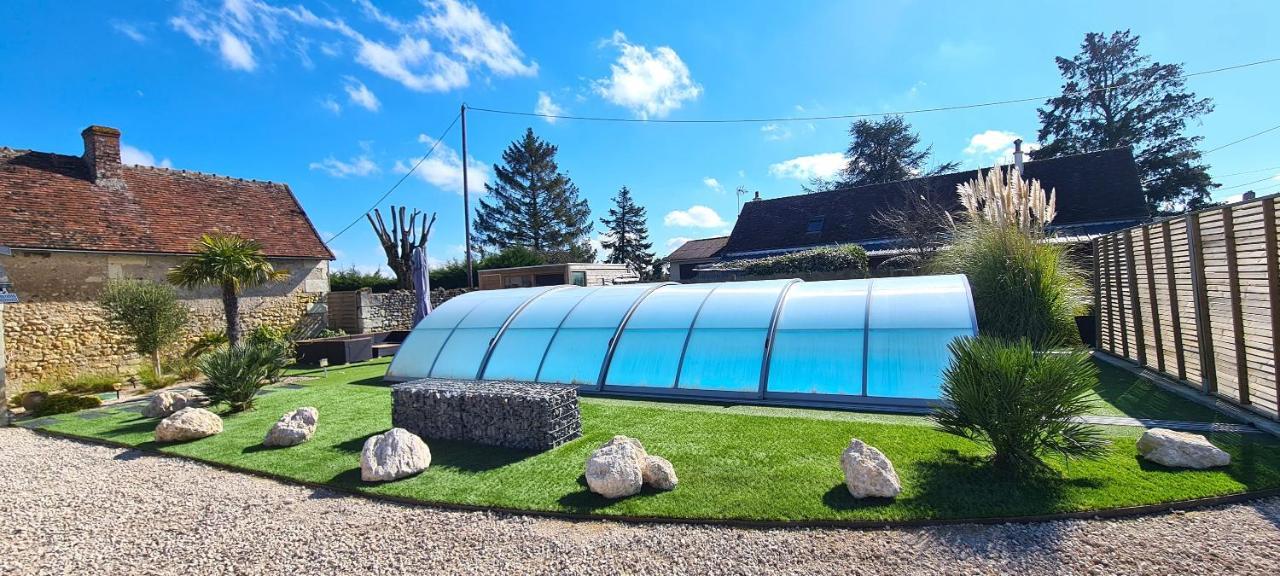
(197, 340), (291, 412)
(734, 244), (868, 276)
(933, 337), (1108, 474)
(184, 330), (229, 359)
(137, 363), (180, 390)
(932, 223), (1088, 348)
(31, 393), (102, 417)
(315, 328), (347, 339)
(330, 267), (399, 292)
(57, 373), (121, 395)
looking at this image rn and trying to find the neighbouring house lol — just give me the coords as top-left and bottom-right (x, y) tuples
(0, 125), (333, 391)
(665, 236), (728, 282)
(670, 146), (1149, 278)
(478, 263), (638, 290)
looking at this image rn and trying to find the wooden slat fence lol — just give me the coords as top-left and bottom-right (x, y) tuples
(1095, 193), (1280, 421)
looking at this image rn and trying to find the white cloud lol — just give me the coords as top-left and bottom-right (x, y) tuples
(171, 0), (534, 92)
(396, 134), (490, 195)
(218, 29), (257, 71)
(120, 144), (173, 169)
(664, 205), (726, 228)
(354, 35), (468, 92)
(664, 236), (693, 254)
(963, 130), (1039, 166)
(761, 123), (792, 141)
(535, 91), (563, 123)
(593, 31), (701, 119)
(309, 153), (379, 178)
(424, 0), (538, 77)
(702, 177), (722, 192)
(343, 76), (380, 111)
(768, 152), (846, 181)
(112, 21), (147, 43)
(320, 96), (342, 114)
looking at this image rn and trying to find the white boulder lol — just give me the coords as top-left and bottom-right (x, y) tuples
(264, 407), (319, 447)
(143, 389), (206, 419)
(1137, 428), (1231, 469)
(155, 407), (223, 443)
(642, 455), (678, 491)
(840, 438), (901, 499)
(361, 428), (431, 482)
(585, 435), (648, 499)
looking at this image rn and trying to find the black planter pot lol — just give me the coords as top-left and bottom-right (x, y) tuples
(1076, 315), (1097, 348)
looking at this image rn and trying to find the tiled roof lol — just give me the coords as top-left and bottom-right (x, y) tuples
(0, 148), (333, 259)
(722, 147), (1148, 255)
(667, 235), (729, 261)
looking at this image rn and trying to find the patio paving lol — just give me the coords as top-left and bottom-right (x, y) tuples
(1, 427), (1276, 575)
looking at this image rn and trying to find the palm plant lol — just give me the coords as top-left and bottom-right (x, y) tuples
(933, 337), (1109, 474)
(167, 233), (289, 345)
(197, 340), (286, 412)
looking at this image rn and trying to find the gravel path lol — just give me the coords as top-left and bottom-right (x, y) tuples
(2, 428), (1277, 575)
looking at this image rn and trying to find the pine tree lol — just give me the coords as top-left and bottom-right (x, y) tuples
(473, 128), (594, 259)
(839, 116), (958, 188)
(600, 186), (655, 275)
(1034, 30), (1215, 214)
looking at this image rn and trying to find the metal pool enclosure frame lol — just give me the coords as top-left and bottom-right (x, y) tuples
(385, 275), (978, 409)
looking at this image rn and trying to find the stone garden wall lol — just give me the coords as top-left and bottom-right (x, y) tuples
(1, 250), (329, 392)
(328, 287), (472, 334)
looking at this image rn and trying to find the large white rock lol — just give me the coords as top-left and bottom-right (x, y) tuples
(1137, 428), (1231, 469)
(360, 428), (431, 482)
(585, 435), (648, 499)
(264, 407), (319, 447)
(840, 438), (901, 499)
(143, 389), (206, 419)
(155, 407), (223, 443)
(642, 455), (678, 491)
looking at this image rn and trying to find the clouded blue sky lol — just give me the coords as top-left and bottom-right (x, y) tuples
(3, 0), (1278, 273)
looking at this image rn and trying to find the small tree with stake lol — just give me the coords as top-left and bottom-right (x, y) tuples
(366, 205), (437, 290)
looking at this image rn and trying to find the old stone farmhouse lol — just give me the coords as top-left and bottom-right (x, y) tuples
(0, 125), (333, 390)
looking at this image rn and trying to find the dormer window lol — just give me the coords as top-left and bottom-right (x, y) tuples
(806, 216), (825, 234)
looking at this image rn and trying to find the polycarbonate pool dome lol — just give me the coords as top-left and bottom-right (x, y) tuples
(385, 275), (978, 405)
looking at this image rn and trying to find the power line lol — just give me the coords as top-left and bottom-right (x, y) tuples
(324, 112), (462, 245)
(1215, 164), (1280, 178)
(1216, 174), (1278, 191)
(1203, 123), (1280, 154)
(471, 56), (1280, 124)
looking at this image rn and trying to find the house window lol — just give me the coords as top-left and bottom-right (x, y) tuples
(806, 216), (825, 234)
(570, 271), (587, 286)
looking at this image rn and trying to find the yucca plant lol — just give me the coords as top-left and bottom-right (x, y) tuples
(197, 339), (290, 412)
(933, 337), (1108, 474)
(167, 233), (289, 345)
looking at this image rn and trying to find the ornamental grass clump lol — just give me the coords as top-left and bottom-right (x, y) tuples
(933, 337), (1108, 474)
(933, 164), (1088, 348)
(197, 339), (291, 412)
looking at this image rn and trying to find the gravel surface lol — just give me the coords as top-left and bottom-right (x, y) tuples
(2, 428), (1277, 575)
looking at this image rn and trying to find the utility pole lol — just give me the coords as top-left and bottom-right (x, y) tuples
(460, 104), (475, 289)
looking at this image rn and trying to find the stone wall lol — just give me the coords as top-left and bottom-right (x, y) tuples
(392, 378), (581, 451)
(2, 250), (328, 392)
(328, 288), (473, 334)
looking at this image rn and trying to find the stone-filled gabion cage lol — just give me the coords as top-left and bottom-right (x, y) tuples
(391, 379), (581, 451)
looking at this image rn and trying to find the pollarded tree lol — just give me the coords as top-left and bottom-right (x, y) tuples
(473, 128), (594, 259)
(167, 233), (289, 346)
(600, 186), (655, 275)
(1034, 30), (1215, 213)
(839, 116), (958, 188)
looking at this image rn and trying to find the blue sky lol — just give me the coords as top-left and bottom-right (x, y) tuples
(3, 0), (1278, 273)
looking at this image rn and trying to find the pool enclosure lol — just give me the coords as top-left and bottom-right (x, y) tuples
(385, 275), (978, 407)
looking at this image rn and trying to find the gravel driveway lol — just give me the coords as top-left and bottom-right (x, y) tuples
(2, 428), (1277, 575)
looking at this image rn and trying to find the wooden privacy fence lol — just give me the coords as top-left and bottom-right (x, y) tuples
(1094, 193), (1280, 421)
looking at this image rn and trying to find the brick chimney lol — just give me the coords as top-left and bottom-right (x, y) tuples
(81, 125), (125, 188)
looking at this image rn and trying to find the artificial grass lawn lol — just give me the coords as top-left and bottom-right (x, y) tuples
(25, 358), (1280, 523)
